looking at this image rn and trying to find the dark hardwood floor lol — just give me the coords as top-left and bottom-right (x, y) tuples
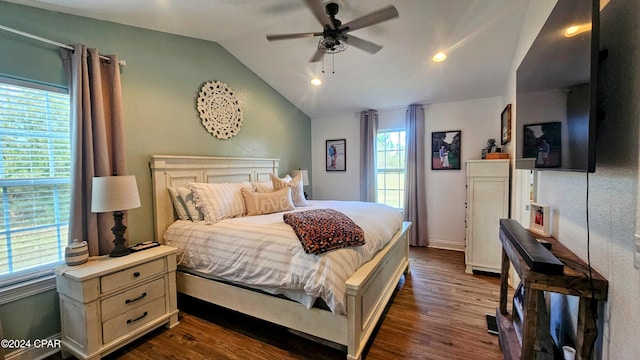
(54, 248), (507, 360)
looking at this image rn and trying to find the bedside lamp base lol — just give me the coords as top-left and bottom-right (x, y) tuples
(109, 210), (131, 257)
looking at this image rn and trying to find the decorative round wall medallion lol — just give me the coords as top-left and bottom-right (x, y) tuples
(196, 81), (243, 140)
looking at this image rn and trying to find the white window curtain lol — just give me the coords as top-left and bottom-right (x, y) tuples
(61, 45), (128, 256)
(404, 104), (428, 246)
(360, 110), (378, 202)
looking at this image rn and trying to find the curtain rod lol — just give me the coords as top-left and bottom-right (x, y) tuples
(0, 24), (126, 66)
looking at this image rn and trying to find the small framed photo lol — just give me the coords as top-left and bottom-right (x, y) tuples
(501, 104), (512, 145)
(326, 139), (346, 171)
(529, 203), (551, 237)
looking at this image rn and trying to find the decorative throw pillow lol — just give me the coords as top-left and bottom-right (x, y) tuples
(167, 187), (190, 221)
(241, 187), (295, 216)
(186, 182), (253, 224)
(175, 186), (204, 222)
(253, 175), (291, 193)
(271, 172), (308, 207)
(252, 181), (274, 193)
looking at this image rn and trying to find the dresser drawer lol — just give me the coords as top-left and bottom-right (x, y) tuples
(100, 258), (165, 294)
(101, 277), (165, 321)
(102, 296), (166, 344)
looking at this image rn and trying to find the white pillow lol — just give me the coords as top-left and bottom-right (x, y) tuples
(176, 187), (204, 222)
(241, 187), (295, 216)
(186, 182), (253, 224)
(271, 172), (308, 207)
(167, 187), (190, 221)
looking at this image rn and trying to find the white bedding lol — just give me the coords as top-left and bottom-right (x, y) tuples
(164, 200), (403, 314)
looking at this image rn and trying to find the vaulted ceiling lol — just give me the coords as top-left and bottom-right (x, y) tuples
(5, 0), (530, 118)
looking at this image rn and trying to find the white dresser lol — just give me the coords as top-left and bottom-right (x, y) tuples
(56, 245), (179, 359)
(465, 160), (510, 274)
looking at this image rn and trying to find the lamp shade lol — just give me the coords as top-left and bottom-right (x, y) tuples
(91, 175), (141, 213)
(292, 169), (309, 186)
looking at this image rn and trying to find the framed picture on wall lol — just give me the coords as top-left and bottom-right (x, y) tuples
(326, 139), (346, 171)
(431, 130), (461, 170)
(501, 104), (512, 145)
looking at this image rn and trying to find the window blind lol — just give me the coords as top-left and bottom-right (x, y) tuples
(0, 79), (71, 287)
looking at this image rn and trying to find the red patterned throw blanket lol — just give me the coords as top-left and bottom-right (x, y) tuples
(283, 209), (365, 255)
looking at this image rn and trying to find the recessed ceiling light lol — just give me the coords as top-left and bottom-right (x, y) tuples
(310, 78), (322, 86)
(432, 51), (447, 62)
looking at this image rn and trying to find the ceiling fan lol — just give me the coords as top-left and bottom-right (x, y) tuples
(266, 0), (399, 62)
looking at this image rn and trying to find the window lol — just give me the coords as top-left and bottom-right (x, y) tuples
(376, 129), (406, 209)
(0, 78), (71, 288)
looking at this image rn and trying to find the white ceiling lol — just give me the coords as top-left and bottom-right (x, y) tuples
(6, 0), (530, 119)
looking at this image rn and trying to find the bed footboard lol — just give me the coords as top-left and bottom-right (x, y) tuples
(345, 221), (411, 360)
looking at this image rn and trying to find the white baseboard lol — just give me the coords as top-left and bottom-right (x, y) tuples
(4, 333), (60, 360)
(427, 238), (465, 252)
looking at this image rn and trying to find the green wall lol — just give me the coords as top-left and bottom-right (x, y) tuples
(0, 1), (311, 351)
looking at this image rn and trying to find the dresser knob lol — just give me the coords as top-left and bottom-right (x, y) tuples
(133, 272), (140, 277)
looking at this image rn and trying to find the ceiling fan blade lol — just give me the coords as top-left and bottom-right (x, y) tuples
(310, 49), (325, 63)
(345, 35), (383, 54)
(303, 0), (335, 30)
(266, 32), (322, 41)
(339, 5), (399, 33)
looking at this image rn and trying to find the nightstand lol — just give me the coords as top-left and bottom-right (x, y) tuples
(56, 245), (179, 359)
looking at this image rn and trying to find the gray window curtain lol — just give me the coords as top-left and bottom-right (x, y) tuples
(62, 45), (127, 256)
(404, 104), (428, 246)
(360, 110), (378, 202)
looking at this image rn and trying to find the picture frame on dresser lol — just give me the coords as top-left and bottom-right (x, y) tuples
(529, 203), (551, 237)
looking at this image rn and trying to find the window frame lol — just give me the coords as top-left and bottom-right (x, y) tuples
(0, 76), (71, 303)
(375, 128), (406, 210)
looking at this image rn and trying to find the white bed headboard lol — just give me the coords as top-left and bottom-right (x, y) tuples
(149, 155), (279, 243)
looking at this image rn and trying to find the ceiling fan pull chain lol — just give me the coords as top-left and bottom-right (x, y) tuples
(322, 56), (325, 74)
(332, 54), (335, 74)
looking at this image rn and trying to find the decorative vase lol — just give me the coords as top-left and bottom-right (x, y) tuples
(65, 239), (89, 266)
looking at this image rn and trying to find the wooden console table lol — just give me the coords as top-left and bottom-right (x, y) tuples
(496, 225), (608, 360)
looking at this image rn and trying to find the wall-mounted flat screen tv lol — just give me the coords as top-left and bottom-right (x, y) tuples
(516, 0), (599, 172)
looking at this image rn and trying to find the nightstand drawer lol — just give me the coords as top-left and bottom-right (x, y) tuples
(102, 296), (166, 344)
(101, 258), (165, 293)
(101, 277), (165, 321)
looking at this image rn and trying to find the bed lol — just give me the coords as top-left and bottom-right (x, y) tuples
(149, 155), (411, 360)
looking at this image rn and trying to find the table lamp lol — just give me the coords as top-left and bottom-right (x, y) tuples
(91, 175), (141, 257)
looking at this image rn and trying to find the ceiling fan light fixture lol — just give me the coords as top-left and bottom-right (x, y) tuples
(266, 1), (398, 62)
(318, 35), (348, 54)
(310, 78), (322, 86)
